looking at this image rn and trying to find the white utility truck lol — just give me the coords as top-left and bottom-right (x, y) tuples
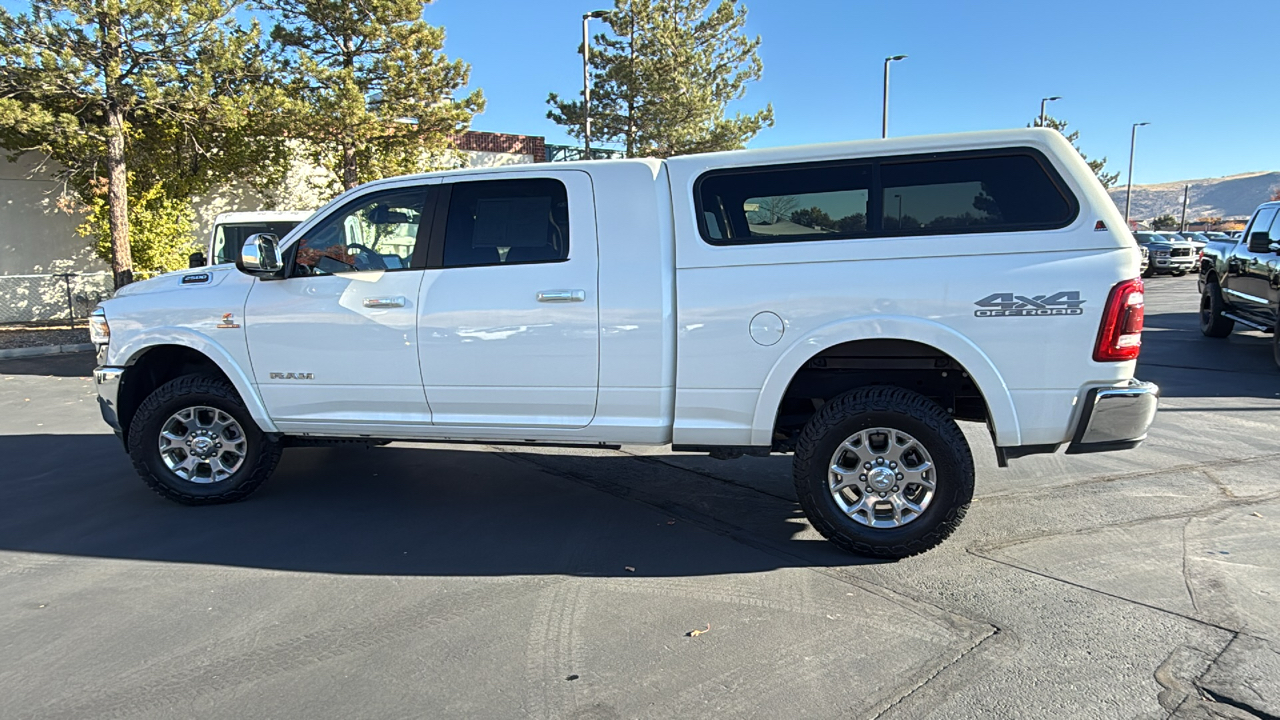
(190, 211), (314, 267)
(91, 129), (1157, 557)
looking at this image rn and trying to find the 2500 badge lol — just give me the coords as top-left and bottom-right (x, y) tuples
(974, 291), (1085, 317)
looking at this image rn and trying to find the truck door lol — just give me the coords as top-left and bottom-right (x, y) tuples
(417, 171), (600, 428)
(1226, 207), (1278, 316)
(243, 180), (437, 429)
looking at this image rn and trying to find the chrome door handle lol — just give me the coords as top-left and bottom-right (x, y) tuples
(536, 289), (585, 303)
(363, 296), (405, 308)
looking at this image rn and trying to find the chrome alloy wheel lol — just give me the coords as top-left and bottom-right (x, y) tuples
(828, 427), (935, 528)
(158, 406), (247, 483)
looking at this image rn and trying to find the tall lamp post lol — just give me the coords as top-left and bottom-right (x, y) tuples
(582, 10), (611, 160)
(1039, 96), (1061, 127)
(882, 55), (907, 139)
(1124, 122), (1150, 226)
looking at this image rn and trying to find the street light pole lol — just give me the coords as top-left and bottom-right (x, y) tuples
(1039, 96), (1061, 127)
(1124, 122), (1150, 226)
(582, 10), (611, 160)
(882, 55), (907, 139)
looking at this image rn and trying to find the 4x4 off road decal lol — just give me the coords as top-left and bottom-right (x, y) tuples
(974, 291), (1085, 317)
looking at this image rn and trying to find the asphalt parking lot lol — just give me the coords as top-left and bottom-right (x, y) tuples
(1, 276), (1277, 719)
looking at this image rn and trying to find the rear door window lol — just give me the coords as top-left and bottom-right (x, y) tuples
(440, 178), (570, 268)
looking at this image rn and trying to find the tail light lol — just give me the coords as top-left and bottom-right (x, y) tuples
(1093, 278), (1144, 362)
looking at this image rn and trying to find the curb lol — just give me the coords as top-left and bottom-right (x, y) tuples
(0, 343), (95, 360)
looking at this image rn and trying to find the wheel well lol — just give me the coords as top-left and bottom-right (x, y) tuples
(117, 345), (233, 443)
(771, 339), (989, 452)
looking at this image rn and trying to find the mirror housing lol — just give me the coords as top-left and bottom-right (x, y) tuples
(1248, 231), (1272, 254)
(236, 233), (283, 277)
(188, 251), (206, 268)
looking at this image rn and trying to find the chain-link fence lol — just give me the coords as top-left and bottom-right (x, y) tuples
(0, 272), (116, 324)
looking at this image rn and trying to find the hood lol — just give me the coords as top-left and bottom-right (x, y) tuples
(111, 265), (237, 299)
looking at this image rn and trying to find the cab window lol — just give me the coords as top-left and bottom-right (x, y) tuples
(440, 178), (570, 268)
(292, 188), (427, 275)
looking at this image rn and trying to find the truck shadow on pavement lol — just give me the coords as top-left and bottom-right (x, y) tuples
(0, 434), (872, 577)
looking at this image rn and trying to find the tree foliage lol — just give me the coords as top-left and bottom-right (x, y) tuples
(0, 0), (287, 285)
(1151, 214), (1179, 230)
(264, 0), (484, 191)
(1031, 115), (1121, 189)
(81, 181), (199, 274)
(547, 0), (774, 158)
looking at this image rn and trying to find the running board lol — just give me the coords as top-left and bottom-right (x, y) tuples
(1223, 312), (1272, 332)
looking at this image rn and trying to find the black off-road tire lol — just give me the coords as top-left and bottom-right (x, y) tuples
(1141, 264), (1155, 279)
(127, 374), (282, 505)
(1171, 270), (1188, 277)
(793, 386), (974, 559)
(1199, 277), (1235, 338)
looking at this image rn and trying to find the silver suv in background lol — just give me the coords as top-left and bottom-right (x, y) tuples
(1135, 231), (1196, 277)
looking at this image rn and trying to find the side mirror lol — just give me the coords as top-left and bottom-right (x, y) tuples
(1248, 231), (1272, 254)
(236, 233), (283, 277)
(188, 251), (206, 268)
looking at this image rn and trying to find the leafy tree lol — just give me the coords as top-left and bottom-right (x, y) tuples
(263, 0), (484, 191)
(1031, 115), (1121, 189)
(1151, 214), (1178, 230)
(80, 181), (199, 274)
(790, 206), (834, 230)
(0, 0), (282, 286)
(547, 0), (774, 158)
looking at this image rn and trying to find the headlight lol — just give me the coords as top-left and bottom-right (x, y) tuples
(1155, 250), (1170, 257)
(89, 307), (110, 345)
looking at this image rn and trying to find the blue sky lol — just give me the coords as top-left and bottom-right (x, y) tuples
(4, 0), (1273, 184)
(420, 0), (1276, 184)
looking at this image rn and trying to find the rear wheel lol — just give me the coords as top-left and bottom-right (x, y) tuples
(1199, 277), (1235, 338)
(792, 386), (974, 559)
(127, 374), (282, 505)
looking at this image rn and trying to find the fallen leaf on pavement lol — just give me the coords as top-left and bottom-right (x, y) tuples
(1252, 512), (1264, 518)
(687, 623), (711, 637)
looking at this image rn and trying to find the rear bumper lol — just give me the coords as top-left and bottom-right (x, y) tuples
(94, 366), (125, 437)
(1065, 379), (1159, 454)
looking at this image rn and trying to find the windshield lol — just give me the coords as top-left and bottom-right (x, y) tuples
(1134, 232), (1160, 244)
(212, 221), (305, 265)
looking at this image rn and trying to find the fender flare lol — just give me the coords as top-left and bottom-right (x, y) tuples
(114, 328), (278, 434)
(748, 315), (1020, 447)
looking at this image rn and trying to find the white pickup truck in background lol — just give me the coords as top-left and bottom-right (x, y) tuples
(189, 211), (313, 268)
(90, 128), (1158, 558)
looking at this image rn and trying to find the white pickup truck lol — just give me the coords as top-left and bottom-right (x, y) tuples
(91, 128), (1158, 558)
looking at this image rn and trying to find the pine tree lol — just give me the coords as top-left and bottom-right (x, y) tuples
(0, 0), (278, 286)
(1031, 115), (1121, 189)
(264, 0), (484, 191)
(547, 0), (774, 158)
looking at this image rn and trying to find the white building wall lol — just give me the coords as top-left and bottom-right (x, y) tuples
(0, 153), (106, 275)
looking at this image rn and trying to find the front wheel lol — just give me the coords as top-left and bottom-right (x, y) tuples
(792, 386), (974, 559)
(127, 374), (282, 505)
(1199, 278), (1235, 338)
(1171, 270), (1187, 277)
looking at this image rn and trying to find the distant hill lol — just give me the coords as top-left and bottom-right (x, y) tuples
(1107, 171), (1280, 221)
